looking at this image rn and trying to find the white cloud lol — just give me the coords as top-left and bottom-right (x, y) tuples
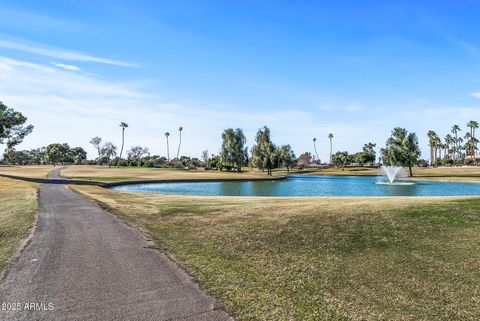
(471, 92), (480, 99)
(0, 38), (136, 67)
(2, 55), (479, 163)
(51, 62), (81, 71)
(0, 55), (377, 161)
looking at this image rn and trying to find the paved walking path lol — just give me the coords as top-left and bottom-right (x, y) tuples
(0, 168), (231, 321)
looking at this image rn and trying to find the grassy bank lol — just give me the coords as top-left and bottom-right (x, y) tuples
(61, 165), (281, 183)
(70, 184), (480, 320)
(0, 166), (52, 274)
(48, 164), (480, 184)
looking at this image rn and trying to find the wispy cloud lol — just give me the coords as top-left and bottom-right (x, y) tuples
(471, 92), (480, 99)
(51, 62), (81, 71)
(0, 38), (137, 67)
(2, 55), (475, 161)
(0, 56), (358, 160)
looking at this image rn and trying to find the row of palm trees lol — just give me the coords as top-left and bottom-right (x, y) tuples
(114, 122), (184, 166)
(312, 133), (334, 164)
(427, 120), (479, 165)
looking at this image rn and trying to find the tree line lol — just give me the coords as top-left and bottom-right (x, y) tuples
(217, 126), (296, 175)
(216, 126), (380, 175)
(3, 144), (87, 166)
(3, 101), (474, 177)
(427, 121), (479, 166)
(0, 100), (416, 176)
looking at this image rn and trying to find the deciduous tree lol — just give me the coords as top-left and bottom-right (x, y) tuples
(381, 127), (421, 177)
(0, 102), (33, 148)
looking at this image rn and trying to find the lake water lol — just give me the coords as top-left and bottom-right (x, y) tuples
(111, 175), (480, 197)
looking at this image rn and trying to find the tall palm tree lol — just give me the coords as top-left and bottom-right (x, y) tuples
(427, 130), (436, 166)
(445, 134), (453, 159)
(165, 132), (170, 161)
(434, 135), (441, 163)
(457, 137), (464, 159)
(313, 137), (319, 163)
(465, 132), (473, 157)
(451, 125), (461, 160)
(328, 133), (333, 164)
(176, 126), (183, 159)
(467, 120), (479, 157)
(118, 122), (128, 167)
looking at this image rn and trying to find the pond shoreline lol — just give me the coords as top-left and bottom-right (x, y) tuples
(108, 175), (480, 197)
(103, 175), (287, 188)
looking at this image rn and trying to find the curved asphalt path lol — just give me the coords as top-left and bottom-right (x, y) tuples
(0, 168), (231, 321)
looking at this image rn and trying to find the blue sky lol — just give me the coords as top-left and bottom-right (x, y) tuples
(1, 1), (480, 161)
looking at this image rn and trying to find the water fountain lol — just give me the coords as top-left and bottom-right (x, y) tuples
(377, 166), (415, 185)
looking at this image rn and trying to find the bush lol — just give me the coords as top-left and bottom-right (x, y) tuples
(416, 159), (429, 167)
(144, 159), (155, 167)
(441, 159), (454, 166)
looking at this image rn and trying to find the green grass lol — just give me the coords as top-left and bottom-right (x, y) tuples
(0, 179), (38, 272)
(0, 166), (51, 274)
(70, 185), (480, 321)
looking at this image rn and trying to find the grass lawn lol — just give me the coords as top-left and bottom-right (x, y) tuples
(69, 183), (480, 321)
(61, 165), (281, 183)
(411, 167), (480, 182)
(54, 164), (480, 184)
(0, 166), (52, 274)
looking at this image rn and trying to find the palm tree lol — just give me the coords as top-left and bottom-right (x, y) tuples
(313, 137), (319, 163)
(118, 122), (128, 167)
(457, 137), (464, 159)
(465, 132), (473, 157)
(176, 126), (183, 159)
(438, 142), (443, 160)
(445, 134), (453, 159)
(165, 132), (170, 161)
(434, 135), (441, 162)
(467, 120), (479, 157)
(427, 130), (436, 166)
(328, 133), (333, 164)
(451, 125), (461, 160)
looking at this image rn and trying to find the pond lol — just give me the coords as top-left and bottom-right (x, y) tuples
(111, 175), (480, 197)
